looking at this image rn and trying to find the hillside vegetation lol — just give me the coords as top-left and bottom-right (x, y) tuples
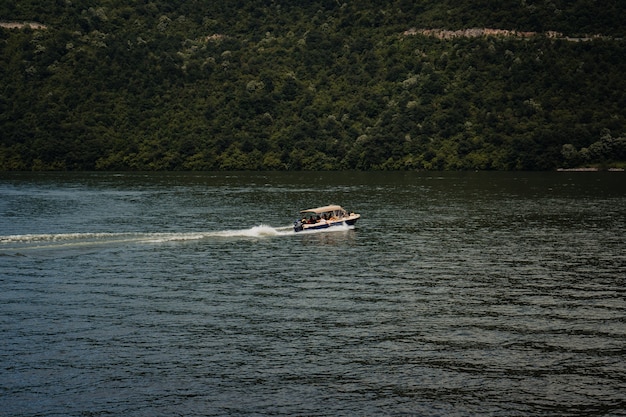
(1, 0), (625, 170)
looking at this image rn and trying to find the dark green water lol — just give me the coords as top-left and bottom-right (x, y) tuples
(1, 171), (625, 416)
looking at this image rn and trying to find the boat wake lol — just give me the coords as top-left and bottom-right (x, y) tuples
(0, 223), (354, 251)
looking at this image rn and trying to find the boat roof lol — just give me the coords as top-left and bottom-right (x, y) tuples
(300, 205), (344, 214)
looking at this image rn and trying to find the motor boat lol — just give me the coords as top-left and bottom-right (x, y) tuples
(294, 205), (360, 232)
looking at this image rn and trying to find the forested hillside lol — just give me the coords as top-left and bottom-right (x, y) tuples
(1, 0), (625, 170)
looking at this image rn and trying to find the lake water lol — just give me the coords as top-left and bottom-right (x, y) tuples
(1, 171), (625, 416)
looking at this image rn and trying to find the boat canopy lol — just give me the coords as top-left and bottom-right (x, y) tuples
(300, 205), (344, 214)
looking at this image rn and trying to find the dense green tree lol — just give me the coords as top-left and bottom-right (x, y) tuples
(1, 1), (625, 170)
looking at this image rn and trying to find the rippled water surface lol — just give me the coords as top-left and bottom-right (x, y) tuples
(1, 171), (625, 416)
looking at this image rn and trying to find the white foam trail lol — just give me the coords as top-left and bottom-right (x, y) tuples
(0, 225), (293, 246)
(143, 225), (294, 242)
(214, 224), (286, 238)
(0, 223), (354, 248)
(0, 232), (137, 244)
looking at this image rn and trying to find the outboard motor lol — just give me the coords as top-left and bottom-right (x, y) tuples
(294, 219), (303, 232)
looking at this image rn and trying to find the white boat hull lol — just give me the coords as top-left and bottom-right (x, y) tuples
(294, 213), (360, 232)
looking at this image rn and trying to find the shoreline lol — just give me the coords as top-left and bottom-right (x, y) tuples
(557, 167), (624, 172)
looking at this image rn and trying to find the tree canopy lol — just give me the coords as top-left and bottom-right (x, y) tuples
(1, 1), (625, 170)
